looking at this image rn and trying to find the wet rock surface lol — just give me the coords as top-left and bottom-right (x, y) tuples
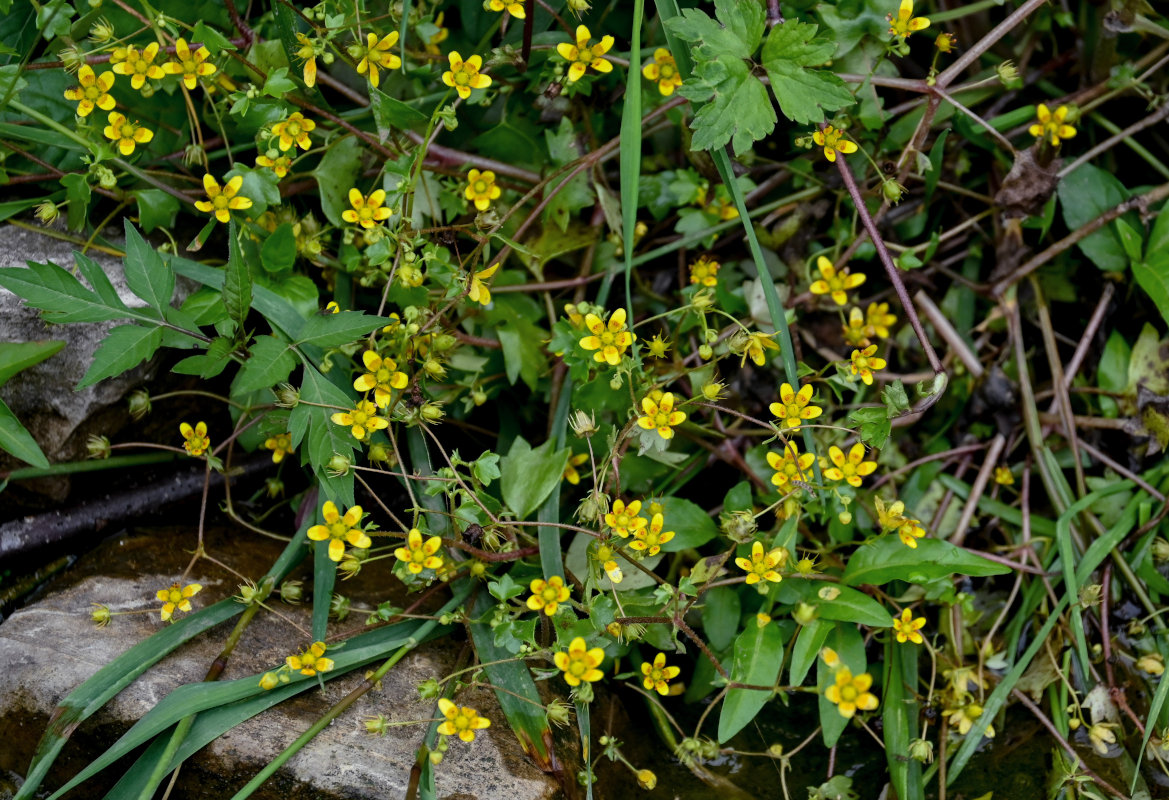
(0, 527), (561, 800)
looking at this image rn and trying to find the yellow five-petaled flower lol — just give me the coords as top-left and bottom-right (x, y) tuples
(825, 666), (879, 718)
(255, 151), (293, 178)
(354, 349), (408, 407)
(557, 25), (614, 83)
(689, 255), (720, 287)
(810, 256), (866, 306)
(889, 0), (930, 38)
(287, 641), (334, 676)
(164, 38), (216, 89)
(824, 443), (877, 488)
(604, 498), (646, 538)
(465, 168), (501, 211)
(642, 48), (682, 96)
(736, 541), (787, 584)
(342, 188), (392, 228)
(641, 652), (681, 695)
(892, 608), (926, 644)
(631, 513), (674, 556)
(527, 575), (570, 616)
(442, 51), (492, 99)
(307, 501), (371, 562)
(554, 636), (605, 686)
(263, 432), (294, 463)
(180, 421), (210, 456)
(271, 112), (315, 151)
(356, 31), (401, 88)
(579, 308), (635, 365)
(767, 441), (815, 488)
(295, 33), (322, 87)
(331, 399), (389, 441)
(394, 528), (444, 574)
(488, 0), (525, 18)
(103, 112), (153, 156)
(437, 698), (491, 742)
(850, 344), (887, 385)
(194, 174), (253, 223)
(636, 391), (687, 440)
(157, 582), (202, 622)
(63, 65), (115, 116)
(1029, 103), (1077, 147)
(812, 125), (858, 163)
(769, 383), (822, 429)
(113, 43), (164, 90)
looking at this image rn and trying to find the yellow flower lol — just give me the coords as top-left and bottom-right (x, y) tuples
(437, 698), (491, 742)
(888, 0), (930, 38)
(707, 193), (738, 220)
(874, 496), (907, 531)
(993, 466), (1014, 486)
(468, 263), (499, 306)
(464, 168), (501, 211)
(742, 331), (780, 367)
(641, 48), (682, 96)
(897, 517), (926, 548)
(810, 256), (865, 306)
(102, 112), (153, 156)
(156, 582), (202, 622)
(646, 334), (671, 358)
(935, 32), (956, 52)
(255, 151), (293, 178)
(850, 344), (887, 385)
(353, 350), (408, 407)
(307, 501), (371, 562)
(766, 442), (815, 488)
(356, 31), (401, 88)
(556, 25), (614, 83)
(892, 608), (926, 644)
(294, 33), (321, 87)
(287, 641), (334, 676)
(263, 432), (294, 463)
(331, 399), (389, 441)
(1029, 103), (1077, 147)
(488, 0), (525, 18)
(604, 498), (646, 538)
(112, 43), (164, 90)
(179, 421), (210, 456)
(843, 307), (870, 348)
(554, 636), (605, 686)
(1138, 653), (1165, 675)
(825, 667), (879, 718)
(688, 255), (720, 287)
(824, 443), (877, 488)
(769, 383), (822, 429)
(865, 302), (897, 338)
(637, 769), (657, 790)
(735, 541), (787, 584)
(563, 452), (589, 485)
(641, 652), (681, 695)
(164, 38), (215, 89)
(636, 391), (687, 440)
(592, 541), (623, 584)
(194, 174), (253, 223)
(425, 13), (450, 57)
(942, 702), (993, 738)
(579, 308), (635, 365)
(812, 125), (858, 163)
(271, 112), (315, 151)
(394, 528), (444, 574)
(442, 51), (491, 99)
(527, 575), (571, 615)
(342, 188), (393, 229)
(63, 65), (115, 116)
(631, 513), (674, 556)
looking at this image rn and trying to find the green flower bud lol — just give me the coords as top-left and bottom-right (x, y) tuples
(329, 593), (350, 620)
(327, 453), (352, 477)
(86, 434), (111, 460)
(279, 579), (303, 604)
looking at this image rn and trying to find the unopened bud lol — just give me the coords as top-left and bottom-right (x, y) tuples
(908, 738), (934, 763)
(279, 579), (303, 604)
(720, 509), (757, 543)
(698, 344), (713, 360)
(420, 402), (445, 422)
(259, 671), (280, 690)
(87, 434), (111, 460)
(881, 179), (906, 204)
(793, 602), (818, 625)
(368, 442), (392, 463)
(35, 201), (60, 224)
(330, 593), (350, 620)
(636, 769), (657, 790)
(327, 453), (352, 477)
(274, 383), (300, 408)
(569, 409), (598, 438)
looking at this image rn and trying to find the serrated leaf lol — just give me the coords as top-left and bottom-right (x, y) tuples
(0, 340), (65, 385)
(171, 337), (234, 379)
(122, 221), (174, 315)
(293, 311), (388, 348)
(0, 261), (138, 324)
(0, 396), (49, 468)
(679, 58), (775, 155)
(760, 20), (855, 126)
(233, 335), (296, 395)
(666, 0), (764, 60)
(717, 621), (783, 743)
(223, 222), (251, 334)
(76, 324), (162, 389)
(841, 536), (1010, 586)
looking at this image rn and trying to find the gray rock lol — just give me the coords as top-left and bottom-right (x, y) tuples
(0, 528), (562, 800)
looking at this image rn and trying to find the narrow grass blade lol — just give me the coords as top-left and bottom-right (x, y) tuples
(883, 640), (922, 800)
(577, 700), (593, 799)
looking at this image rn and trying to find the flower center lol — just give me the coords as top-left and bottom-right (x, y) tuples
(120, 124), (135, 138)
(473, 180), (488, 194)
(84, 85), (102, 100)
(212, 195), (231, 210)
(653, 411), (670, 427)
(579, 46), (595, 62)
(659, 64), (675, 79)
(840, 685), (858, 703)
(329, 522), (349, 539)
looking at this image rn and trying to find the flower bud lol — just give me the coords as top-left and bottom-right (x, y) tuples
(908, 738), (934, 763)
(1138, 653), (1165, 676)
(330, 593), (350, 620)
(274, 383), (300, 408)
(471, 388), (487, 406)
(768, 743), (784, 758)
(881, 178), (906, 204)
(87, 434), (111, 460)
(346, 43), (364, 59)
(327, 453), (352, 477)
(429, 751), (444, 765)
(368, 442), (392, 463)
(139, 82), (155, 98)
(364, 713), (389, 736)
(701, 381), (727, 401)
(838, 511), (852, 525)
(279, 579), (303, 604)
(93, 164), (117, 189)
(420, 402), (445, 422)
(259, 671), (280, 690)
(720, 509), (757, 543)
(935, 32), (956, 53)
(90, 603), (112, 627)
(698, 344), (713, 360)
(35, 201), (60, 224)
(793, 602), (818, 626)
(637, 769), (657, 790)
(577, 490), (609, 523)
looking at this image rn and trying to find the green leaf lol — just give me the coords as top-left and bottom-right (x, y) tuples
(76, 324), (162, 389)
(292, 365), (357, 505)
(883, 641), (922, 800)
(60, 173), (90, 232)
(1098, 329), (1130, 418)
(261, 66), (297, 97)
(842, 536), (1010, 586)
(293, 311), (387, 348)
(1148, 204), (1169, 256)
(788, 618), (831, 686)
(171, 336), (234, 379)
(776, 577), (893, 627)
(848, 405), (891, 449)
(134, 189), (180, 234)
(122, 221), (174, 315)
(701, 586), (741, 652)
(191, 20), (236, 54)
(0, 396), (49, 467)
(760, 21), (855, 126)
(313, 136), (364, 226)
(233, 335), (296, 396)
(260, 223), (297, 274)
(496, 318), (544, 390)
(0, 260), (134, 324)
(500, 436), (570, 520)
(1057, 163), (1130, 272)
(717, 621), (784, 743)
(0, 339), (65, 385)
(1116, 217), (1144, 263)
(667, 0), (764, 60)
(658, 495), (718, 551)
(371, 88), (429, 136)
(818, 622), (866, 747)
(222, 222), (252, 334)
(1134, 258), (1169, 330)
